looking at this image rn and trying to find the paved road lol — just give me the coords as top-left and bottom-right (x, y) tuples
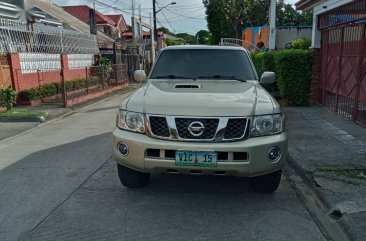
(1, 92), (325, 241)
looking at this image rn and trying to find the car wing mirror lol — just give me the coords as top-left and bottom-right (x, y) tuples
(260, 72), (276, 85)
(134, 70), (147, 82)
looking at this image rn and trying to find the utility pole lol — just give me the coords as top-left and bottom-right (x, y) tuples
(89, 3), (97, 35)
(153, 0), (157, 41)
(150, 12), (155, 63)
(268, 0), (276, 50)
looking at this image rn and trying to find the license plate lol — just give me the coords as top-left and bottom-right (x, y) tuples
(175, 151), (217, 167)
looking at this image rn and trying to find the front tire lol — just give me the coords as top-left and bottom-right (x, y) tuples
(117, 164), (150, 188)
(250, 170), (282, 193)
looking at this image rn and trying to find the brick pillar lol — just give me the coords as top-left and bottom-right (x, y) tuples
(310, 48), (321, 105)
(8, 53), (21, 92)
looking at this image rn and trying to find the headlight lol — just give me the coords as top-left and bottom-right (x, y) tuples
(251, 114), (283, 137)
(117, 110), (145, 133)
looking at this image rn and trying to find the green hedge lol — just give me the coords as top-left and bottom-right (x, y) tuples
(251, 52), (277, 93)
(251, 49), (314, 106)
(274, 50), (314, 106)
(19, 77), (101, 101)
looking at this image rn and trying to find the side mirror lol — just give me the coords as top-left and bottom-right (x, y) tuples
(134, 70), (146, 82)
(260, 72), (276, 85)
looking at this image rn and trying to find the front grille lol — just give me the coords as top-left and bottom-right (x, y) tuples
(175, 118), (219, 140)
(148, 115), (249, 142)
(149, 116), (170, 137)
(224, 118), (247, 139)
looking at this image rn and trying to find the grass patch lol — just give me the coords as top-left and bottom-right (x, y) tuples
(316, 168), (366, 180)
(0, 109), (46, 117)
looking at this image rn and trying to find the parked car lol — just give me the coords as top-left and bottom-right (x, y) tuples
(113, 45), (287, 192)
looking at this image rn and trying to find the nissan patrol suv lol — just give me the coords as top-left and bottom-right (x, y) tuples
(113, 46), (287, 193)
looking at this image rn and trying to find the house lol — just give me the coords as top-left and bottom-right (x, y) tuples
(295, 0), (366, 127)
(242, 24), (312, 50)
(25, 0), (115, 45)
(62, 5), (128, 40)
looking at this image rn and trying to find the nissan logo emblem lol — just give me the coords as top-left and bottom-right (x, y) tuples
(188, 121), (205, 137)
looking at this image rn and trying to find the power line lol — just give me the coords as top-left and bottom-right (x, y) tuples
(167, 8), (206, 21)
(98, 0), (119, 10)
(156, 2), (176, 33)
(89, 0), (150, 18)
(166, 8), (206, 20)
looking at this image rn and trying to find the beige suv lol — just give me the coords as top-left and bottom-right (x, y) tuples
(113, 46), (287, 192)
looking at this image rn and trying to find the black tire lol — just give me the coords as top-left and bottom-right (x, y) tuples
(250, 170), (282, 193)
(117, 164), (150, 188)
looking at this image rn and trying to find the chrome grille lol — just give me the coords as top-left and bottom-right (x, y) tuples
(147, 115), (250, 142)
(175, 118), (219, 140)
(224, 118), (248, 139)
(149, 116), (170, 137)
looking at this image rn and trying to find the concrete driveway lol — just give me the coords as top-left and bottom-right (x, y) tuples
(0, 93), (325, 241)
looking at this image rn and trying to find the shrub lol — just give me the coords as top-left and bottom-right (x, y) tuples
(292, 38), (311, 50)
(251, 49), (315, 105)
(39, 82), (60, 97)
(88, 76), (101, 86)
(18, 77), (101, 101)
(18, 88), (41, 101)
(0, 87), (17, 110)
(251, 52), (264, 76)
(274, 49), (314, 106)
(251, 52), (277, 93)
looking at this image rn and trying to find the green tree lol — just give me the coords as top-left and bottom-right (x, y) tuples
(165, 38), (184, 46)
(175, 33), (196, 45)
(157, 27), (172, 35)
(196, 30), (212, 44)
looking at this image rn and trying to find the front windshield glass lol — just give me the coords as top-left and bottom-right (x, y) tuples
(150, 49), (256, 81)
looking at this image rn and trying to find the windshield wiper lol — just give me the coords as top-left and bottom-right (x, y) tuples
(155, 75), (196, 80)
(197, 75), (247, 82)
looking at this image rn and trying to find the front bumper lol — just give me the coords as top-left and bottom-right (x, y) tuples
(112, 128), (287, 177)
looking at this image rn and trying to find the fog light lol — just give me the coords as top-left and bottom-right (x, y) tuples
(268, 147), (281, 162)
(118, 142), (129, 157)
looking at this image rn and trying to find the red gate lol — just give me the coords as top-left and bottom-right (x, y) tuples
(318, 0), (366, 127)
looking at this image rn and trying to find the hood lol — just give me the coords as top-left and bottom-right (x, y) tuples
(123, 79), (276, 117)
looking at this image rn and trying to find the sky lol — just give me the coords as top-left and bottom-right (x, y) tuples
(53, 0), (299, 35)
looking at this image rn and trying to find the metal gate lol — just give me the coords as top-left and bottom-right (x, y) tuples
(318, 0), (366, 127)
(0, 54), (12, 88)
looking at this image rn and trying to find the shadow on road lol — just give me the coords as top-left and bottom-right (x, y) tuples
(0, 132), (112, 241)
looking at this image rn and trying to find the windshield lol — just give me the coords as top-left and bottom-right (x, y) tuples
(150, 49), (256, 81)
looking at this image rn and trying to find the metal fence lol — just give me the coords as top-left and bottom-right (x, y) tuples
(0, 18), (99, 54)
(15, 64), (128, 106)
(220, 38), (259, 52)
(318, 0), (366, 127)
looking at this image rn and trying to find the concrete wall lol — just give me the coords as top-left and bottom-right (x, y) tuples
(8, 53), (97, 92)
(18, 53), (61, 74)
(276, 27), (312, 49)
(255, 26), (269, 48)
(68, 54), (95, 69)
(242, 29), (253, 49)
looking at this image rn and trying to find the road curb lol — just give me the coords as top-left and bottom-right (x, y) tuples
(0, 115), (46, 123)
(285, 156), (352, 241)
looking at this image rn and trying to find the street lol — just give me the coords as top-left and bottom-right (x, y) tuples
(0, 92), (325, 241)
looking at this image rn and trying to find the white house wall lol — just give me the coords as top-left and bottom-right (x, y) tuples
(276, 28), (313, 49)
